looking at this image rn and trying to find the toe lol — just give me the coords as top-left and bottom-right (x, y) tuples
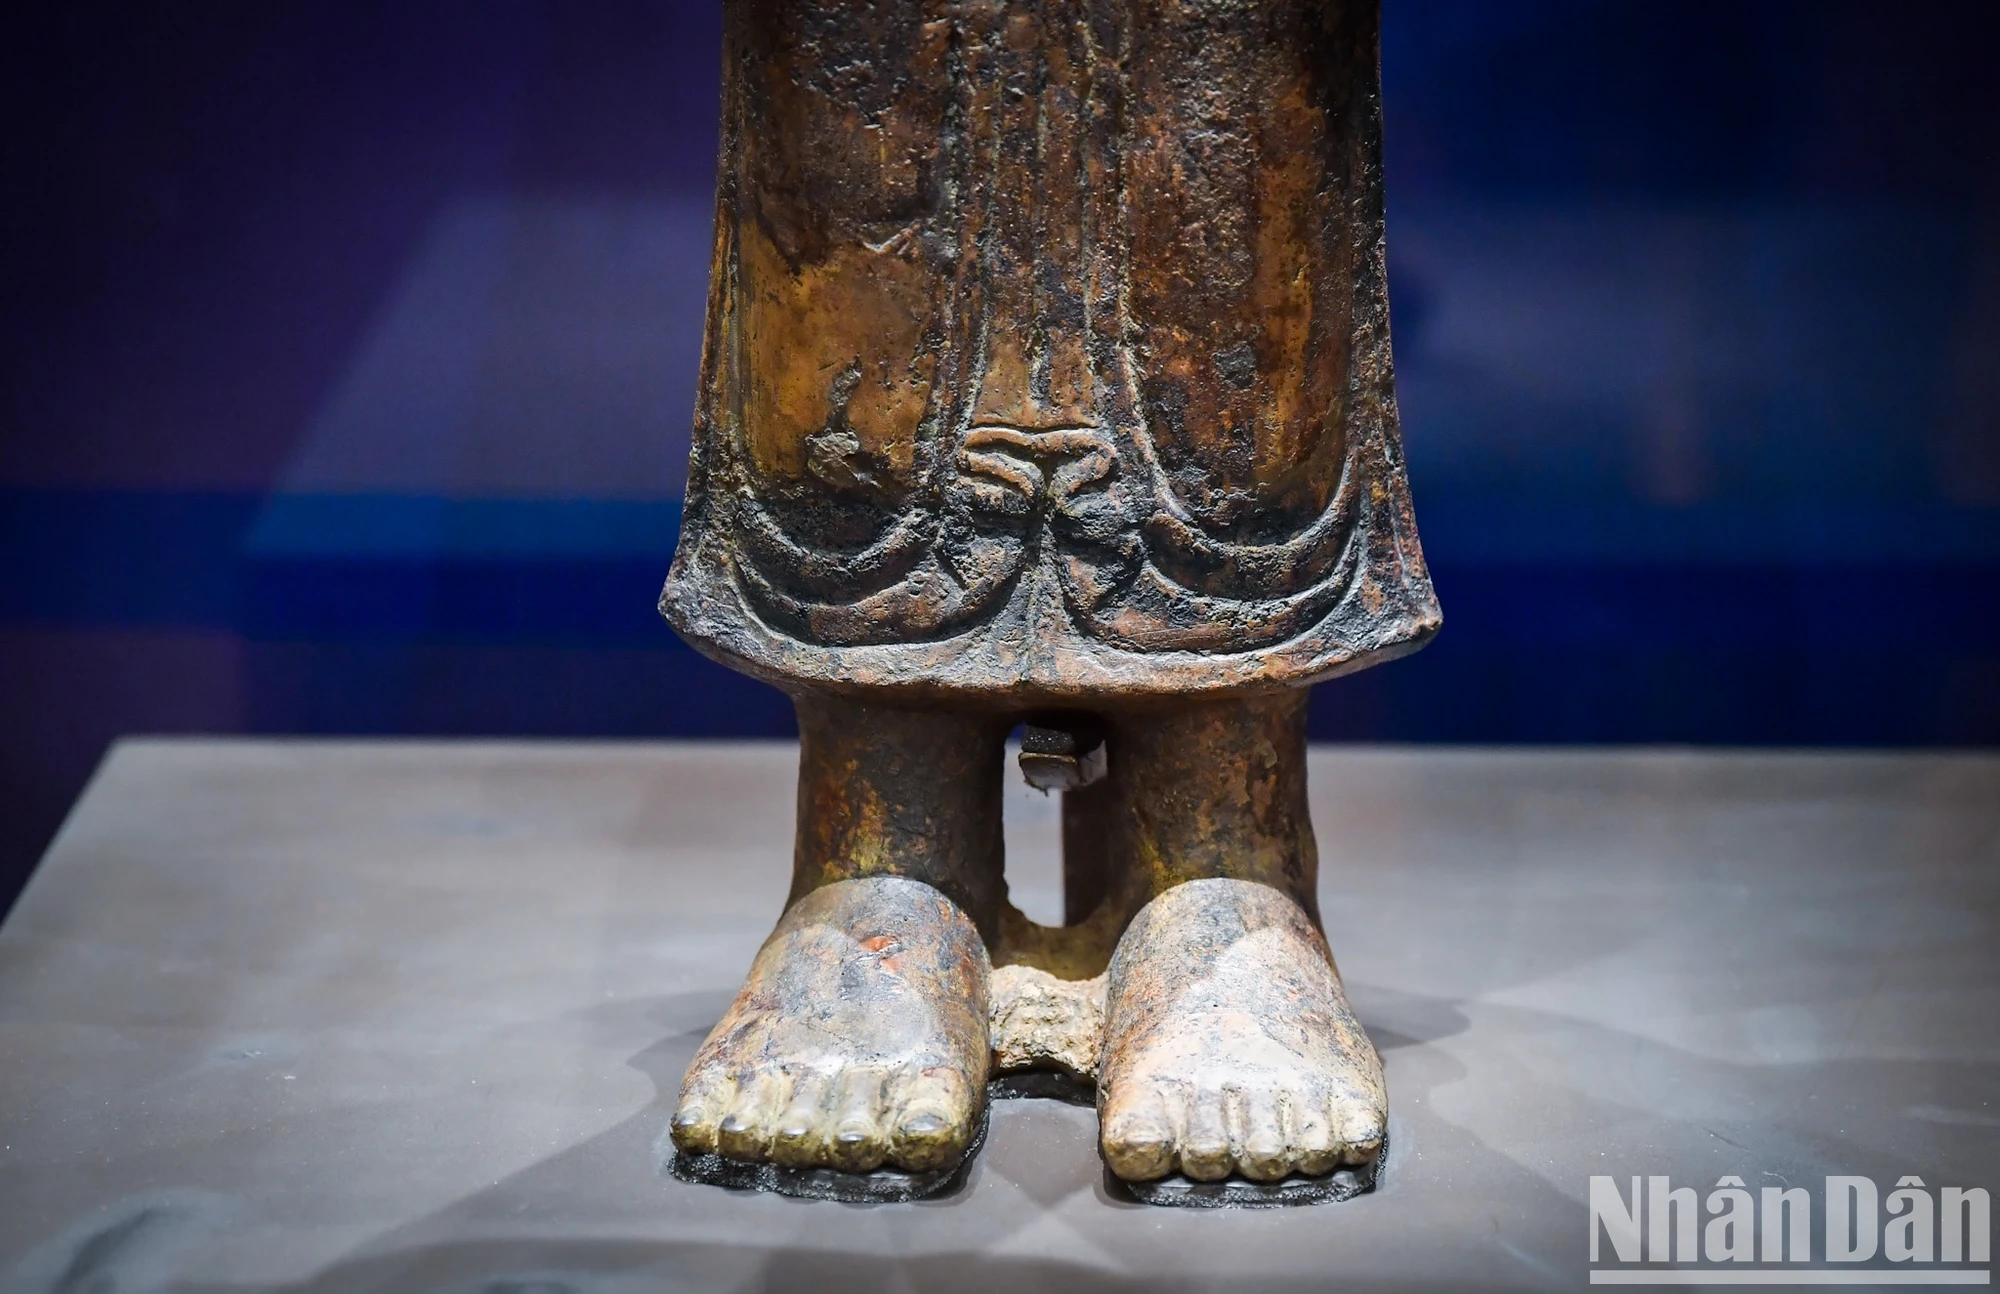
(768, 1070), (831, 1168)
(1236, 1088), (1291, 1182)
(1293, 1090), (1340, 1177)
(1100, 1081), (1180, 1182)
(1177, 1086), (1235, 1182)
(888, 1065), (974, 1173)
(826, 1067), (889, 1173)
(670, 1069), (736, 1156)
(716, 1069), (786, 1162)
(1335, 1091), (1387, 1165)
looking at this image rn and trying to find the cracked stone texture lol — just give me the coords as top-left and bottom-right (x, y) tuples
(988, 964), (1107, 1081)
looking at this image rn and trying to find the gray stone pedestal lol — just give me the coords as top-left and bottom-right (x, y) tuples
(2, 740), (1994, 1291)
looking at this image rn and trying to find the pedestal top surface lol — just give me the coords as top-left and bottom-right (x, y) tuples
(1, 739), (1995, 1292)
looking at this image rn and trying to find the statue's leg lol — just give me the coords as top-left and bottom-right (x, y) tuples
(1092, 693), (1387, 1188)
(669, 691), (1006, 1187)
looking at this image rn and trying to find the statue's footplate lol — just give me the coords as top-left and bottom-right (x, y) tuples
(665, 1096), (1381, 1208)
(663, 1108), (989, 1204)
(1103, 1133), (1385, 1210)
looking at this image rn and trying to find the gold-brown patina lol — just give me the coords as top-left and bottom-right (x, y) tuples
(663, 0), (1435, 1206)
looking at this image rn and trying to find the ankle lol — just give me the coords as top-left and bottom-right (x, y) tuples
(788, 690), (1010, 937)
(1100, 692), (1321, 922)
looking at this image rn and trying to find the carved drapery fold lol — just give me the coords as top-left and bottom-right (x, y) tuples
(663, 0), (1438, 701)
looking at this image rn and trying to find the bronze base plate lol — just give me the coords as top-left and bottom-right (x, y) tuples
(664, 1108), (989, 1204)
(1102, 1133), (1384, 1209)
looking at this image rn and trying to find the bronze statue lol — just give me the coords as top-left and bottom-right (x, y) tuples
(661, 0), (1437, 1206)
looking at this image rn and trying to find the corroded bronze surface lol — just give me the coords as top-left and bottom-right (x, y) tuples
(787, 692), (1010, 939)
(663, 0), (1433, 1206)
(661, 0), (1437, 702)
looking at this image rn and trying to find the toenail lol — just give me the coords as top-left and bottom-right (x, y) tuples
(899, 1113), (945, 1137)
(719, 1114), (748, 1134)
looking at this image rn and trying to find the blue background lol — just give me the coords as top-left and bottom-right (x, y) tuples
(3, 1), (1997, 915)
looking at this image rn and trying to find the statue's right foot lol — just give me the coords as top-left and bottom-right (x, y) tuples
(669, 876), (991, 1181)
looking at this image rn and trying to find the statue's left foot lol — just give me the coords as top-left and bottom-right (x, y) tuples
(1097, 879), (1386, 1187)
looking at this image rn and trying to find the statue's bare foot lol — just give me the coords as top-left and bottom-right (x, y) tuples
(1098, 878), (1385, 1186)
(670, 876), (990, 1180)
